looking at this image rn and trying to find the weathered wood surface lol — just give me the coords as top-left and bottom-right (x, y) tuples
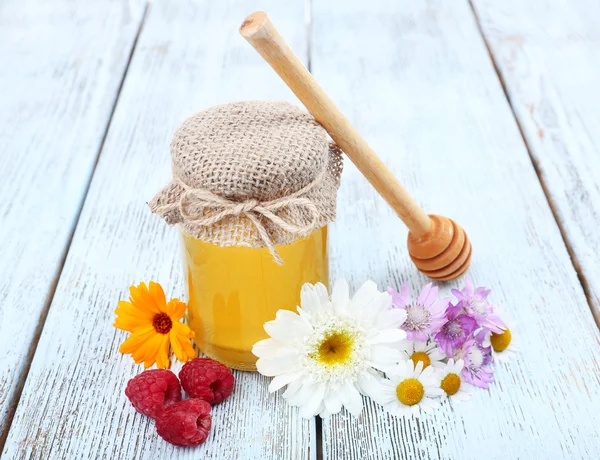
(1, 1), (316, 459)
(313, 0), (600, 458)
(5, 0), (600, 458)
(471, 0), (600, 326)
(0, 0), (146, 444)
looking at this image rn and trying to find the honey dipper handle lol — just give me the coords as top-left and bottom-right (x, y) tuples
(240, 11), (432, 236)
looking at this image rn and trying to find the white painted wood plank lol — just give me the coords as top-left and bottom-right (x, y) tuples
(0, 0), (146, 441)
(2, 1), (315, 459)
(470, 0), (600, 325)
(313, 0), (600, 458)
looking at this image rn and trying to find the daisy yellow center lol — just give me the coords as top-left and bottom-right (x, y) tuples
(441, 373), (461, 395)
(304, 320), (368, 383)
(152, 312), (173, 334)
(410, 351), (431, 369)
(490, 328), (512, 352)
(316, 331), (355, 366)
(396, 378), (424, 406)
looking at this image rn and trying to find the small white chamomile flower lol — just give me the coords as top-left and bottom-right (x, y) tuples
(398, 339), (446, 369)
(438, 359), (474, 403)
(376, 360), (443, 418)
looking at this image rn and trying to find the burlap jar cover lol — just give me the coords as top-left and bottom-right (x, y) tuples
(149, 101), (343, 264)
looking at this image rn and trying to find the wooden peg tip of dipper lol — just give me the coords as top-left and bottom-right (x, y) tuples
(239, 11), (267, 36)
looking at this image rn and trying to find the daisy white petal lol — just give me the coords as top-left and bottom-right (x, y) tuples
(380, 383), (400, 399)
(324, 386), (343, 414)
(300, 284), (324, 317)
(263, 313), (311, 346)
(374, 306), (407, 330)
(285, 381), (316, 407)
(314, 283), (330, 305)
(357, 372), (382, 400)
(319, 405), (332, 419)
(370, 345), (402, 365)
(413, 360), (424, 375)
(300, 383), (327, 418)
(256, 353), (297, 377)
(331, 279), (350, 314)
(252, 338), (296, 359)
(348, 280), (379, 315)
(339, 382), (363, 416)
(365, 292), (393, 320)
(268, 370), (304, 393)
(385, 359), (410, 380)
(367, 329), (406, 345)
(282, 379), (303, 400)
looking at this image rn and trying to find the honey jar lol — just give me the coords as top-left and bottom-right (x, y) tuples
(150, 101), (342, 370)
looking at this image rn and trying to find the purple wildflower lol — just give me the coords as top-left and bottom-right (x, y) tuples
(388, 283), (449, 342)
(434, 302), (478, 355)
(456, 331), (494, 389)
(452, 277), (506, 333)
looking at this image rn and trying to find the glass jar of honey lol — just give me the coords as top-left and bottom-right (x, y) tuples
(182, 226), (328, 370)
(150, 101), (342, 371)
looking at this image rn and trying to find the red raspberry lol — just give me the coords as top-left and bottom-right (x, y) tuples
(125, 369), (182, 419)
(179, 358), (235, 404)
(155, 399), (212, 446)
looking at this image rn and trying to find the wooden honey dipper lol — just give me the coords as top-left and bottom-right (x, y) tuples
(240, 12), (471, 281)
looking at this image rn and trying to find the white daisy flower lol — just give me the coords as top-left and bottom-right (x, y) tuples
(438, 359), (474, 403)
(487, 308), (519, 364)
(252, 279), (408, 418)
(397, 339), (446, 369)
(377, 360), (443, 418)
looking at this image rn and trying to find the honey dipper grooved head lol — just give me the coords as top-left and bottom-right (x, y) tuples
(407, 215), (471, 281)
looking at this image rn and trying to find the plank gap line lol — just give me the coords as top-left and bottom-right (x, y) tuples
(306, 1), (322, 454)
(0, 3), (150, 452)
(466, 0), (600, 329)
(315, 416), (323, 460)
(0, 267), (60, 451)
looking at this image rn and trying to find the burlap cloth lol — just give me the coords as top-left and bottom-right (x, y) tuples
(149, 101), (343, 264)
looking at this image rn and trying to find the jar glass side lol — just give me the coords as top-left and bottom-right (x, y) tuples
(181, 226), (329, 371)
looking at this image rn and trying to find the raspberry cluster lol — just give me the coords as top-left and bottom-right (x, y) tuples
(125, 358), (235, 447)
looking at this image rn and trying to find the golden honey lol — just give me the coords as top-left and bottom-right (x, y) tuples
(182, 226), (328, 371)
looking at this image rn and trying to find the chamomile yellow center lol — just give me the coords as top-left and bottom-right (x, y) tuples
(410, 351), (431, 368)
(396, 378), (424, 405)
(316, 331), (355, 366)
(490, 328), (512, 352)
(440, 373), (461, 395)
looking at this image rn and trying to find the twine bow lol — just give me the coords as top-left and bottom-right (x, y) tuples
(153, 168), (327, 265)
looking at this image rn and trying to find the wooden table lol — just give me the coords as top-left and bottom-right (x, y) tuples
(2, 0), (600, 458)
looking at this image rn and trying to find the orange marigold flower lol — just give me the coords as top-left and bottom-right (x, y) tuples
(114, 281), (196, 369)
